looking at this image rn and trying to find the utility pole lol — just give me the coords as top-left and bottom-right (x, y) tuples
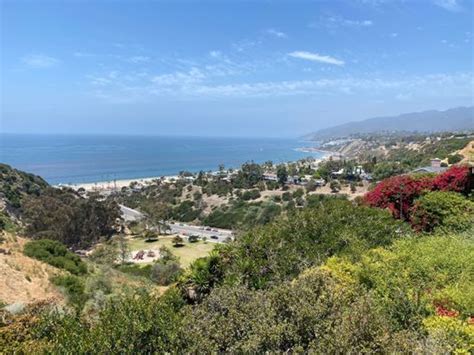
(399, 182), (404, 220)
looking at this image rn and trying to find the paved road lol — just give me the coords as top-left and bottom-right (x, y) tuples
(120, 204), (232, 243)
(169, 223), (234, 243)
(120, 204), (145, 222)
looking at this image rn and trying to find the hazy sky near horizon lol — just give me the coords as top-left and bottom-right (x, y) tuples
(1, 0), (473, 137)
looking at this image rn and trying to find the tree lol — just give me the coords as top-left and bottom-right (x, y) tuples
(114, 234), (130, 264)
(276, 165), (288, 186)
(330, 180), (341, 193)
(172, 235), (184, 247)
(22, 189), (120, 248)
(143, 229), (159, 242)
(350, 182), (357, 194)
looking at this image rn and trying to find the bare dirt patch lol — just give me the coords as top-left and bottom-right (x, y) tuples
(0, 233), (63, 305)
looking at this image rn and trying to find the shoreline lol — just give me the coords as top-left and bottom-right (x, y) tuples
(56, 175), (177, 192)
(56, 153), (335, 192)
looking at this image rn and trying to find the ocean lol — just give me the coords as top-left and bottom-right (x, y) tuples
(0, 134), (322, 185)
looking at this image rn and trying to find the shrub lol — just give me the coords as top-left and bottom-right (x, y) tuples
(24, 239), (87, 275)
(410, 191), (474, 233)
(326, 234), (474, 330)
(51, 275), (86, 308)
(150, 261), (182, 285)
(217, 199), (408, 289)
(329, 180), (341, 193)
(432, 165), (470, 194)
(117, 263), (152, 278)
(34, 289), (185, 353)
(447, 154), (463, 165)
(241, 189), (261, 201)
(281, 192), (292, 201)
(364, 166), (471, 221)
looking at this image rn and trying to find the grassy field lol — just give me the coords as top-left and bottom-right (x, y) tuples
(127, 235), (216, 268)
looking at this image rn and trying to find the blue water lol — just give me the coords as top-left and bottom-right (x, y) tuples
(0, 134), (321, 184)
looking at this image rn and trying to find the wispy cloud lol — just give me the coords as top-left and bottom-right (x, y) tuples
(21, 54), (60, 68)
(151, 67), (205, 86)
(327, 16), (373, 27)
(265, 28), (288, 38)
(313, 15), (373, 30)
(209, 50), (222, 58)
(128, 56), (150, 64)
(288, 51), (345, 66)
(433, 0), (462, 11)
(88, 71), (473, 102)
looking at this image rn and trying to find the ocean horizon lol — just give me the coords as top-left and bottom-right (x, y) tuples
(0, 133), (323, 185)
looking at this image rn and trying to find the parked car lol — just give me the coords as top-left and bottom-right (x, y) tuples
(210, 235), (218, 240)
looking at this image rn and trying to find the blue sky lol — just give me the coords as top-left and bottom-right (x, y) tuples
(1, 0), (473, 137)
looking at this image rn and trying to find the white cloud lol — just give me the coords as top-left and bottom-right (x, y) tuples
(88, 70), (473, 102)
(73, 51), (96, 58)
(21, 54), (60, 68)
(209, 50), (222, 58)
(288, 51), (345, 66)
(151, 67), (206, 86)
(266, 28), (288, 38)
(328, 16), (373, 27)
(314, 15), (374, 30)
(128, 56), (150, 63)
(433, 0), (462, 11)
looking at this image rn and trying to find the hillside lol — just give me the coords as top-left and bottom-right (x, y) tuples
(0, 233), (63, 305)
(305, 107), (474, 140)
(0, 163), (49, 213)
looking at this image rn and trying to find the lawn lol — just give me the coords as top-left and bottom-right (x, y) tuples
(127, 235), (216, 268)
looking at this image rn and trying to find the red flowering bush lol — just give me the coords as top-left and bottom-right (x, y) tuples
(432, 165), (470, 193)
(364, 175), (432, 220)
(364, 165), (471, 221)
(435, 305), (459, 318)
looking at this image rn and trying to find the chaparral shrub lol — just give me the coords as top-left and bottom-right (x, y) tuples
(410, 191), (474, 233)
(23, 239), (87, 275)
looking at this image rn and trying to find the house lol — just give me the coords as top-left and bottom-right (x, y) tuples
(287, 175), (302, 185)
(411, 158), (447, 174)
(263, 173), (278, 182)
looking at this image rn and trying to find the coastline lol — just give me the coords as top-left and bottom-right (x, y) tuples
(56, 175), (175, 192)
(57, 153), (335, 192)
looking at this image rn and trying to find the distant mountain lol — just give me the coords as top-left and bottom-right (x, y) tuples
(304, 107), (474, 141)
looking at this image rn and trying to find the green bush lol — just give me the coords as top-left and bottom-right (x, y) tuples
(241, 189), (261, 201)
(34, 289), (185, 353)
(23, 239), (87, 275)
(327, 235), (474, 326)
(410, 191), (474, 233)
(151, 261), (182, 285)
(204, 199), (409, 289)
(116, 263), (152, 278)
(51, 275), (86, 308)
(447, 154), (463, 165)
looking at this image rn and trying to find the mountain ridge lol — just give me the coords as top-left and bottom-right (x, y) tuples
(304, 106), (474, 140)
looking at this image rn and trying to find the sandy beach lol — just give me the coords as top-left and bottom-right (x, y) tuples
(57, 175), (179, 192)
